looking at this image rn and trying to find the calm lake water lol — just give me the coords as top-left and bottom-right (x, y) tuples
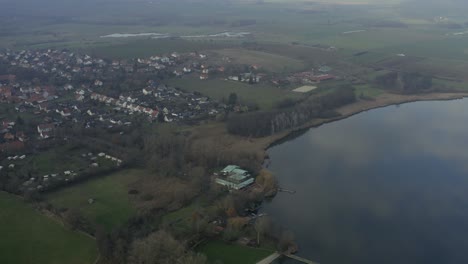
(265, 99), (468, 264)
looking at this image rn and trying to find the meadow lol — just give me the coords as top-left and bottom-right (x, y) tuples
(197, 240), (273, 264)
(46, 169), (144, 232)
(214, 48), (307, 72)
(166, 77), (304, 110)
(0, 191), (98, 264)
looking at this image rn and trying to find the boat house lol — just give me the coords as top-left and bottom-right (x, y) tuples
(215, 165), (254, 190)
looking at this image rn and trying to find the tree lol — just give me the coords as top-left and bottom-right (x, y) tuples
(228, 92), (238, 105)
(96, 226), (113, 261)
(63, 209), (87, 231)
(128, 230), (207, 264)
(278, 230), (296, 253)
(254, 216), (272, 245)
(158, 112), (165, 123)
(16, 116), (24, 126)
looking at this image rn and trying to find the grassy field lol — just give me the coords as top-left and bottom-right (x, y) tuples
(28, 146), (89, 175)
(198, 240), (273, 264)
(0, 192), (98, 264)
(215, 49), (307, 72)
(88, 38), (240, 59)
(46, 169), (144, 232)
(161, 203), (202, 234)
(167, 77), (303, 110)
(354, 84), (384, 98)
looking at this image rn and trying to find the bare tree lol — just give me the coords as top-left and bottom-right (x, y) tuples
(254, 216), (272, 246)
(129, 230), (207, 264)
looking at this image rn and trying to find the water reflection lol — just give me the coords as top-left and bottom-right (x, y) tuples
(264, 99), (468, 264)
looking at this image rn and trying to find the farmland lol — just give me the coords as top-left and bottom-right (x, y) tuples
(0, 192), (98, 264)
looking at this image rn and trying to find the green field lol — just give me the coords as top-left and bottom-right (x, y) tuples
(354, 84), (384, 98)
(198, 240), (273, 264)
(46, 169), (144, 232)
(89, 38), (239, 59)
(167, 77), (303, 110)
(0, 192), (98, 264)
(215, 49), (307, 73)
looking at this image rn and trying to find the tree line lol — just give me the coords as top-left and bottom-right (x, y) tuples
(227, 85), (356, 137)
(374, 71), (433, 93)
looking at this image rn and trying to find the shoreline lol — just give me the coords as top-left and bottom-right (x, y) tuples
(252, 91), (468, 258)
(261, 92), (468, 153)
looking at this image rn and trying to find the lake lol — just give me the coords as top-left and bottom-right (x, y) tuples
(265, 99), (468, 264)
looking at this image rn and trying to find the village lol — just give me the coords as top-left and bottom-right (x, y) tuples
(0, 47), (338, 153)
(0, 47), (334, 264)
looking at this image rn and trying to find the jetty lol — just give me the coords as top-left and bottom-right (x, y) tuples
(278, 187), (296, 194)
(256, 252), (281, 264)
(256, 252), (319, 264)
(285, 253), (320, 264)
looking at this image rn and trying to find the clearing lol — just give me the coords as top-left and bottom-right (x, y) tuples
(45, 169), (144, 232)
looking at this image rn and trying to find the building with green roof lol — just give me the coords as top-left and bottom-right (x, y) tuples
(215, 165), (254, 190)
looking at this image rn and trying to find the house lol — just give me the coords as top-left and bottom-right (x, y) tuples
(0, 87), (12, 98)
(39, 103), (49, 112)
(318, 66), (332, 73)
(64, 84), (74, 90)
(310, 74), (335, 82)
(142, 88), (153, 95)
(60, 108), (71, 117)
(16, 131), (26, 142)
(75, 94), (85, 101)
(215, 165), (254, 190)
(0, 141), (25, 152)
(0, 74), (16, 82)
(37, 123), (55, 139)
(3, 132), (14, 141)
(94, 80), (103, 87)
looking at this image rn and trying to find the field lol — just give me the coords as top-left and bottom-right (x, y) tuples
(46, 169), (144, 232)
(0, 192), (98, 264)
(24, 146), (90, 175)
(354, 84), (384, 98)
(214, 49), (307, 72)
(198, 240), (273, 264)
(89, 38), (240, 59)
(167, 77), (303, 110)
(293, 85), (318, 93)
